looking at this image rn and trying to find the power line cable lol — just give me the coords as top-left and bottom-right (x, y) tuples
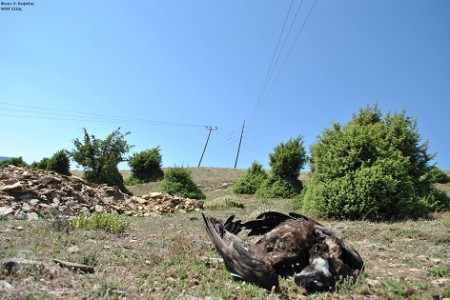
(259, 0), (304, 109)
(244, 128), (275, 147)
(251, 0), (295, 124)
(249, 0), (318, 126)
(250, 0), (296, 127)
(258, 0), (319, 110)
(0, 102), (207, 128)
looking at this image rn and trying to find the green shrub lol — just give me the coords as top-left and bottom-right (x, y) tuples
(295, 105), (450, 220)
(233, 161), (267, 194)
(47, 150), (71, 175)
(0, 157), (28, 168)
(257, 137), (306, 199)
(31, 157), (50, 170)
(127, 147), (164, 184)
(158, 166), (206, 199)
(84, 167), (131, 195)
(257, 175), (303, 199)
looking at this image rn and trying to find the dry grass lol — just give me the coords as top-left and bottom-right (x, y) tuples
(1, 168), (449, 299)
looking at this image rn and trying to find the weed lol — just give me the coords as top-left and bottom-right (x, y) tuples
(443, 218), (450, 230)
(428, 265), (450, 278)
(79, 253), (98, 266)
(370, 278), (430, 299)
(95, 282), (125, 298)
(444, 287), (450, 297)
(137, 270), (152, 280)
(69, 212), (131, 234)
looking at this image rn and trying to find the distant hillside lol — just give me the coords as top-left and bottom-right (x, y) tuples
(0, 156), (11, 163)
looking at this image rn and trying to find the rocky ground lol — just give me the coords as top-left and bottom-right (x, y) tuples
(0, 165), (204, 220)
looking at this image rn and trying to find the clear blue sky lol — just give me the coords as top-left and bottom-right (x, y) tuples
(1, 1), (449, 170)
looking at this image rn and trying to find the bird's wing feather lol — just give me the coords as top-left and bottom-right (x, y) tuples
(202, 213), (279, 290)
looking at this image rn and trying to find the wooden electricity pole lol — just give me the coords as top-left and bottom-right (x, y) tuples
(198, 126), (217, 167)
(234, 120), (245, 169)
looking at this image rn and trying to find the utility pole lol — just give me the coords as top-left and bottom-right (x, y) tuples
(234, 120), (245, 169)
(198, 126), (217, 167)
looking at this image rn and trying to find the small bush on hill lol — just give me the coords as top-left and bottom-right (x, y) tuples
(158, 166), (206, 199)
(295, 105), (450, 220)
(233, 161), (267, 194)
(126, 147), (164, 185)
(257, 137), (306, 198)
(47, 150), (71, 175)
(31, 150), (71, 175)
(31, 158), (50, 170)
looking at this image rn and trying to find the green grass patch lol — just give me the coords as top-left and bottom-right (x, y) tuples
(428, 265), (450, 278)
(69, 212), (131, 234)
(205, 196), (245, 210)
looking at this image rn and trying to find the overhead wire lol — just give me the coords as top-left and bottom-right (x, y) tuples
(257, 0), (304, 114)
(258, 0), (319, 110)
(0, 102), (208, 128)
(249, 0), (319, 127)
(239, 1), (318, 167)
(244, 127), (275, 147)
(251, 0), (295, 127)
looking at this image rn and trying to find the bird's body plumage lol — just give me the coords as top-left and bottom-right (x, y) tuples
(202, 211), (363, 293)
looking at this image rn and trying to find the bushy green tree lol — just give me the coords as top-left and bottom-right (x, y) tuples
(233, 161), (268, 194)
(71, 128), (132, 194)
(158, 166), (206, 199)
(127, 147), (164, 184)
(0, 157), (28, 168)
(257, 137), (306, 198)
(47, 150), (71, 175)
(295, 105), (450, 220)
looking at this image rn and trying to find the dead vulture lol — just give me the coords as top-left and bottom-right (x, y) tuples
(202, 211), (363, 293)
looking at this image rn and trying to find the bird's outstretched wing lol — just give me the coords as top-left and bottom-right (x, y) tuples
(202, 213), (279, 290)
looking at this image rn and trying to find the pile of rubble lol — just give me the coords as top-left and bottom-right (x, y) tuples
(0, 165), (204, 220)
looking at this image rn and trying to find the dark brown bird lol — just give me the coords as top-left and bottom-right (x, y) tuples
(202, 211), (363, 293)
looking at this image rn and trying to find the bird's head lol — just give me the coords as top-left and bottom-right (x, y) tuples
(294, 243), (334, 292)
